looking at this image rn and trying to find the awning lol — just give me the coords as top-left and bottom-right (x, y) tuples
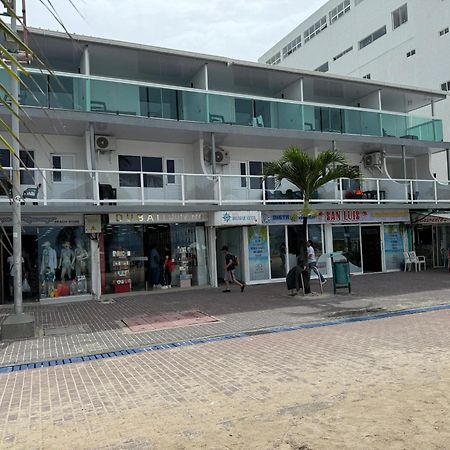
(411, 212), (450, 224)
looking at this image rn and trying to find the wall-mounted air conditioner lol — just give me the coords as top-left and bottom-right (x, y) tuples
(363, 151), (383, 168)
(204, 145), (230, 165)
(95, 135), (116, 153)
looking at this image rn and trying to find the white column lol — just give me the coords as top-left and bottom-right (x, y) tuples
(207, 226), (218, 287)
(90, 238), (101, 300)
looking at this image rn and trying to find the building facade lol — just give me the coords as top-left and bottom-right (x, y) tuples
(259, 0), (450, 174)
(0, 28), (448, 303)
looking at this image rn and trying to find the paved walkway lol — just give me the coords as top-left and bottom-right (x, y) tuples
(1, 270), (450, 367)
(1, 304), (450, 449)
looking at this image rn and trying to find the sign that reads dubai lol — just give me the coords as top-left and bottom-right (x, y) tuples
(109, 212), (209, 224)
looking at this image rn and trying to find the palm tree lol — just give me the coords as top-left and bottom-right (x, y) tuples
(263, 147), (360, 275)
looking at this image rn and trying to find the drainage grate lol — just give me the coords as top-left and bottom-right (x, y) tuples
(1, 303), (450, 375)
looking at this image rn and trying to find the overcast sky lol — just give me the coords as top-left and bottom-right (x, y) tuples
(25, 0), (328, 61)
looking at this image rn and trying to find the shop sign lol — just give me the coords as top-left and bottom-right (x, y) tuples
(85, 215), (102, 233)
(208, 211), (261, 227)
(262, 209), (410, 225)
(109, 212), (208, 224)
(0, 214), (84, 227)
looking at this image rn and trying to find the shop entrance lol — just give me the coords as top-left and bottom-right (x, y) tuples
(361, 226), (382, 272)
(216, 227), (243, 283)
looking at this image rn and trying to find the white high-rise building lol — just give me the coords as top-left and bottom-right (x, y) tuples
(259, 0), (450, 149)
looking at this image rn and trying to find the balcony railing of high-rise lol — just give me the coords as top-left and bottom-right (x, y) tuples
(1, 168), (450, 206)
(0, 70), (443, 142)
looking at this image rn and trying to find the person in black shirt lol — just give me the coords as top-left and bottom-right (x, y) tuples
(221, 245), (245, 293)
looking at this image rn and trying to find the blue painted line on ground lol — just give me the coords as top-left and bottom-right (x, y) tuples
(2, 302), (450, 375)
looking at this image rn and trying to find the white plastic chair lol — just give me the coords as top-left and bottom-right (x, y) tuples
(408, 251), (426, 271)
(403, 252), (412, 271)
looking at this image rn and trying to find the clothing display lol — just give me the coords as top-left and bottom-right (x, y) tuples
(59, 242), (74, 280)
(74, 243), (89, 277)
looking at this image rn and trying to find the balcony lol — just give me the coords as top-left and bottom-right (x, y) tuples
(0, 70), (443, 142)
(1, 167), (450, 207)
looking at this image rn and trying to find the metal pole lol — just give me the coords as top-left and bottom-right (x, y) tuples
(10, 0), (23, 315)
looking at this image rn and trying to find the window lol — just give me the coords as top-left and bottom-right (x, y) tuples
(333, 46), (353, 61)
(329, 0), (350, 24)
(304, 16), (327, 43)
(142, 156), (163, 188)
(19, 150), (35, 185)
(359, 26), (386, 49)
(118, 155), (141, 187)
(315, 62), (329, 73)
(0, 150), (35, 185)
(119, 155), (174, 187)
(439, 27), (449, 37)
(266, 52), (281, 65)
(392, 4), (408, 30)
(441, 81), (450, 91)
(282, 35), (302, 58)
(406, 49), (416, 58)
(363, 73), (371, 79)
(249, 161), (275, 190)
(240, 162), (247, 188)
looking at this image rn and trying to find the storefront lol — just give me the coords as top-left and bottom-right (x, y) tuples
(0, 215), (91, 304)
(411, 212), (450, 268)
(213, 209), (410, 286)
(102, 212), (209, 293)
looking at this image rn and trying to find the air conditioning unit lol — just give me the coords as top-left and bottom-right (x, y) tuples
(204, 145), (230, 165)
(95, 135), (116, 153)
(363, 151), (383, 168)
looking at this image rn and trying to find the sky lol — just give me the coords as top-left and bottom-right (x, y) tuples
(25, 0), (328, 61)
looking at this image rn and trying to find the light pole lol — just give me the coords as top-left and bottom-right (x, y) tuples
(1, 0), (35, 340)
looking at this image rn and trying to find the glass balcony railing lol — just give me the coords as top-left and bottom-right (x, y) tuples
(2, 168), (450, 207)
(0, 70), (444, 142)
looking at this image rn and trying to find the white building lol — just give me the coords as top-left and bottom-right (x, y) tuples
(259, 0), (450, 176)
(0, 28), (448, 304)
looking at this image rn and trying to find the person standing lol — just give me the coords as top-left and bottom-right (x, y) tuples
(162, 256), (175, 289)
(221, 245), (245, 293)
(149, 243), (161, 288)
(306, 240), (326, 284)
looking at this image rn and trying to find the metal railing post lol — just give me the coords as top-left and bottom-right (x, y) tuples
(339, 178), (343, 204)
(434, 180), (438, 204)
(43, 170), (48, 206)
(409, 180), (414, 204)
(94, 171), (100, 205)
(376, 179), (380, 205)
(262, 178), (266, 205)
(181, 174), (186, 206)
(218, 175), (222, 206)
(140, 172), (145, 205)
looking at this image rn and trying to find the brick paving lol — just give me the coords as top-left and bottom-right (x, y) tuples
(0, 270), (450, 367)
(0, 307), (450, 448)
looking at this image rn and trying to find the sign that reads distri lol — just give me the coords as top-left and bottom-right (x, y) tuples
(109, 212), (209, 224)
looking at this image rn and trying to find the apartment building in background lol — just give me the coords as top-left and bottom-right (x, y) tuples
(260, 0), (450, 172)
(0, 28), (448, 304)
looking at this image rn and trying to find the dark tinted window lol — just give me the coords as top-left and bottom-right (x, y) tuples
(119, 155), (140, 187)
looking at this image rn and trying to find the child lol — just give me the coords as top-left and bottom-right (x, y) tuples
(162, 256), (175, 289)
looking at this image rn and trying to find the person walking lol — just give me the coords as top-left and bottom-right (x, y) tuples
(221, 245), (245, 293)
(149, 243), (161, 288)
(306, 240), (326, 284)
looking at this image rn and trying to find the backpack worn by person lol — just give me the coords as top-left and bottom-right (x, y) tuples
(231, 254), (239, 267)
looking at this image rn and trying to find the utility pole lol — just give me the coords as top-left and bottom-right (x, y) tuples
(1, 0), (35, 340)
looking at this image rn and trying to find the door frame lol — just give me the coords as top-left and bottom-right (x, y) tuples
(360, 223), (384, 273)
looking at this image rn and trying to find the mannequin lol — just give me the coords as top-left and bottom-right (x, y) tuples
(40, 241), (57, 296)
(74, 241), (89, 277)
(59, 241), (74, 281)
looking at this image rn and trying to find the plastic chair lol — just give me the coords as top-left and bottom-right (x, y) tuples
(403, 252), (412, 271)
(408, 251), (426, 271)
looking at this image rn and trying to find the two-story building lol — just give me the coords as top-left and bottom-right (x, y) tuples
(0, 28), (448, 303)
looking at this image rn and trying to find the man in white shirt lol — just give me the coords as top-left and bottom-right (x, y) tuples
(306, 240), (326, 284)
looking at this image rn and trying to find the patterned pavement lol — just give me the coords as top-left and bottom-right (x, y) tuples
(1, 306), (450, 449)
(1, 270), (450, 367)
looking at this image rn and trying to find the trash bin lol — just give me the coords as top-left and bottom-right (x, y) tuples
(332, 261), (351, 295)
